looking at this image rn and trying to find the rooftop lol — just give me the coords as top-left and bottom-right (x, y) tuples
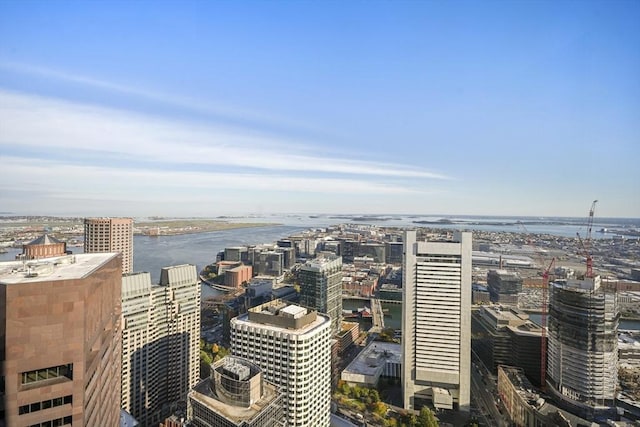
(235, 300), (329, 334)
(0, 253), (118, 284)
(343, 341), (401, 379)
(25, 233), (63, 246)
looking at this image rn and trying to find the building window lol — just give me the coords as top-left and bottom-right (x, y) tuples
(21, 364), (73, 385)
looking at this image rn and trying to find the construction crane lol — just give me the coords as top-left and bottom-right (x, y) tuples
(576, 200), (598, 278)
(517, 221), (554, 389)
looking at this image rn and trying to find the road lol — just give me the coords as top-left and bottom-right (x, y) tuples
(470, 355), (508, 427)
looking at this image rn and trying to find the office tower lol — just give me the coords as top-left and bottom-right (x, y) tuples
(0, 253), (122, 426)
(402, 230), (472, 412)
(547, 276), (618, 418)
(298, 254), (343, 335)
(84, 217), (134, 273)
(187, 356), (284, 427)
(471, 306), (543, 386)
(231, 300), (331, 427)
(21, 234), (67, 259)
(121, 265), (201, 426)
(487, 269), (523, 306)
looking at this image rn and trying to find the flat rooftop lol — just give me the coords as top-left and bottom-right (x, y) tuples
(236, 301), (329, 334)
(343, 341), (401, 378)
(0, 253), (119, 284)
(190, 376), (280, 423)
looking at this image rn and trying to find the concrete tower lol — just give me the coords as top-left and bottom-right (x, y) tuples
(402, 230), (472, 412)
(231, 300), (331, 427)
(84, 217), (133, 274)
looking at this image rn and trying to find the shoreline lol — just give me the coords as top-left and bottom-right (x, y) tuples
(134, 221), (281, 236)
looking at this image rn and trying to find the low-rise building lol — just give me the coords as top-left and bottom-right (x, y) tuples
(187, 356), (283, 427)
(341, 341), (401, 387)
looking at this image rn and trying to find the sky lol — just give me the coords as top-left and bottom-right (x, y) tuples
(0, 0), (638, 218)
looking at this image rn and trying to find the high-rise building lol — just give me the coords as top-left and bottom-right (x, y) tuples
(547, 276), (619, 419)
(187, 356), (284, 427)
(84, 217), (134, 273)
(402, 230), (472, 412)
(121, 265), (201, 426)
(298, 254), (343, 335)
(1, 253), (122, 426)
(231, 300), (331, 427)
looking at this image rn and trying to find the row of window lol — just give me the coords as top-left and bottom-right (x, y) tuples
(19, 395), (72, 415)
(29, 415), (72, 427)
(21, 364), (73, 385)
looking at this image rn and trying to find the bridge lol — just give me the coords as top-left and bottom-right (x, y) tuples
(369, 298), (385, 333)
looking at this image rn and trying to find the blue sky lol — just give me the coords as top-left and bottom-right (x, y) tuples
(0, 0), (638, 217)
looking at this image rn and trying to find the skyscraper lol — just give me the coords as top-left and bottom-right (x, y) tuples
(1, 253), (122, 426)
(121, 265), (201, 426)
(547, 276), (618, 419)
(231, 300), (331, 427)
(298, 254), (343, 335)
(402, 230), (472, 412)
(84, 217), (134, 273)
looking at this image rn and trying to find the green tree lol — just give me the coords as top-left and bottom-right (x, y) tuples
(417, 406), (438, 427)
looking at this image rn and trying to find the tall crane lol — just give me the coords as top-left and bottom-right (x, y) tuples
(576, 200), (598, 278)
(517, 222), (554, 389)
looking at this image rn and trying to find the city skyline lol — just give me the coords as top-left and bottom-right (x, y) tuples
(1, 1), (639, 218)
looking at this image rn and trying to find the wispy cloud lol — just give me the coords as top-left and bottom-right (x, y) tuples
(0, 89), (450, 180)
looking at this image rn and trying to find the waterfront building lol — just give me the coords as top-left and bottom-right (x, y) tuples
(547, 276), (619, 419)
(121, 265), (201, 426)
(487, 269), (522, 306)
(84, 217), (133, 273)
(298, 254), (343, 335)
(225, 247), (249, 263)
(21, 233), (67, 259)
(251, 250), (284, 277)
(226, 265), (253, 288)
(0, 253), (122, 426)
(402, 230), (472, 412)
(231, 300), (331, 427)
(187, 356), (284, 427)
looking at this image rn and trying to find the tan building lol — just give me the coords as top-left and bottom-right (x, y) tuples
(225, 264), (253, 288)
(84, 217), (133, 273)
(121, 265), (201, 426)
(21, 234), (67, 260)
(0, 253), (122, 427)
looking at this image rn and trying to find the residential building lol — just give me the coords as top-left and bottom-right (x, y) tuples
(298, 254), (343, 335)
(231, 300), (331, 427)
(187, 356), (284, 427)
(402, 230), (472, 412)
(84, 217), (133, 273)
(0, 253), (122, 426)
(121, 265), (201, 426)
(547, 276), (619, 419)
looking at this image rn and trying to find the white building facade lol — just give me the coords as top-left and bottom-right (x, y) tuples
(231, 301), (331, 427)
(402, 230), (472, 412)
